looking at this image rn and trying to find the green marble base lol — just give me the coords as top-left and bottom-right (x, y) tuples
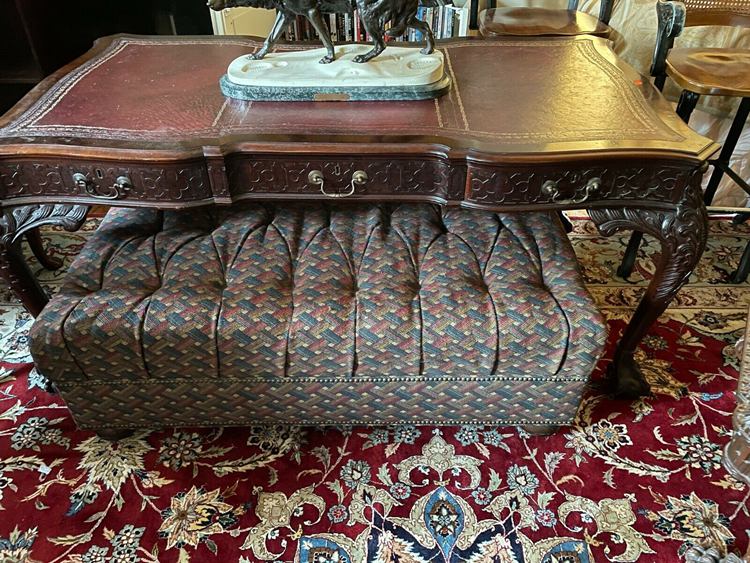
(219, 72), (452, 102)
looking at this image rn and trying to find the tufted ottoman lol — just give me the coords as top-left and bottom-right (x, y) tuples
(29, 202), (606, 437)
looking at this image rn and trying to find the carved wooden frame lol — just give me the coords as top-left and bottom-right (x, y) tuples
(0, 204), (89, 316)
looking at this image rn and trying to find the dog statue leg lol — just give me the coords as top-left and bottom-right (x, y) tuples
(353, 15), (386, 63)
(307, 8), (337, 63)
(248, 11), (290, 60)
(408, 16), (435, 55)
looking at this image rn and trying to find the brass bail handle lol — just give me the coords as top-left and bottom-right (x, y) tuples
(309, 169), (368, 198)
(73, 172), (131, 200)
(542, 177), (601, 205)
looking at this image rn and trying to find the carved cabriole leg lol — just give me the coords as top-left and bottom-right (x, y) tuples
(0, 234), (49, 317)
(590, 171), (707, 398)
(0, 204), (89, 317)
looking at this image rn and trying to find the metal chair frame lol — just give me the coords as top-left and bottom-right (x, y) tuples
(618, 0), (750, 282)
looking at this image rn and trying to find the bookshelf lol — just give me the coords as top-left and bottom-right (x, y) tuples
(211, 1), (474, 41)
(284, 1), (471, 42)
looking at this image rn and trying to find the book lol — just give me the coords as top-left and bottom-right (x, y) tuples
(283, 2), (467, 43)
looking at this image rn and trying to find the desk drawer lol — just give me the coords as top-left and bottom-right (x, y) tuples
(0, 160), (212, 205)
(226, 156), (465, 202)
(466, 163), (695, 207)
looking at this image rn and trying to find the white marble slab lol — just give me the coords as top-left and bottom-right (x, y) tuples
(226, 45), (445, 88)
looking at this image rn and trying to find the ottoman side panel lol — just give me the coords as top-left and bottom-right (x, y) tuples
(56, 375), (587, 429)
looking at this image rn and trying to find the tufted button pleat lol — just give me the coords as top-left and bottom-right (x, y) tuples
(32, 202), (603, 388)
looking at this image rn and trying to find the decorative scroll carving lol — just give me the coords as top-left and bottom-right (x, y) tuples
(468, 164), (693, 206)
(590, 171), (706, 301)
(1, 158), (700, 209)
(0, 162), (211, 203)
(0, 204), (89, 316)
(589, 169), (707, 397)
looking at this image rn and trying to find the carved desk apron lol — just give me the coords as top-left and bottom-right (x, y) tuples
(0, 34), (719, 398)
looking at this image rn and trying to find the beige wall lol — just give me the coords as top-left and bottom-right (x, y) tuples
(579, 0), (750, 115)
(211, 7), (276, 37)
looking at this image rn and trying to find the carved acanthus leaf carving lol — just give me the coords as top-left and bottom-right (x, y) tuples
(589, 170), (706, 303)
(0, 203), (89, 317)
(1, 204), (90, 245)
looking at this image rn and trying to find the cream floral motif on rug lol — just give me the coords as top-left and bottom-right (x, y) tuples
(0, 215), (748, 562)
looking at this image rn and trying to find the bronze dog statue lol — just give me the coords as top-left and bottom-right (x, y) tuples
(208, 0), (436, 64)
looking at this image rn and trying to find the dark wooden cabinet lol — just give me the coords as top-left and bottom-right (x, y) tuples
(0, 0), (212, 114)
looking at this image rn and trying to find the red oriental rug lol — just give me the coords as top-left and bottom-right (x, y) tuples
(0, 216), (748, 563)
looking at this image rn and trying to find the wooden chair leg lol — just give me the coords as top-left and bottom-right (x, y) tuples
(26, 228), (63, 271)
(557, 211), (573, 234)
(704, 97), (750, 205)
(617, 231), (643, 279)
(731, 239), (750, 284)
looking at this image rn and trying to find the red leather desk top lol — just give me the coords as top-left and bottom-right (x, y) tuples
(0, 35), (715, 161)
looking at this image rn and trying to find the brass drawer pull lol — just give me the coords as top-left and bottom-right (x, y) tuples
(308, 169), (368, 198)
(73, 173), (131, 200)
(542, 177), (601, 205)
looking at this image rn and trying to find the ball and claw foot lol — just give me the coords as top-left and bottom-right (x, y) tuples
(520, 425), (560, 436)
(96, 429), (135, 442)
(420, 46), (434, 55)
(246, 51), (267, 61)
(318, 54), (335, 64)
(608, 354), (651, 399)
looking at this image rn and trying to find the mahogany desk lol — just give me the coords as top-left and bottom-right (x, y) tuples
(0, 35), (718, 398)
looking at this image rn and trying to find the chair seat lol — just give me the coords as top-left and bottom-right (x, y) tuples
(479, 7), (612, 38)
(667, 48), (750, 97)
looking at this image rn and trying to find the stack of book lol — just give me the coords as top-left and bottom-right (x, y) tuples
(284, 0), (470, 43)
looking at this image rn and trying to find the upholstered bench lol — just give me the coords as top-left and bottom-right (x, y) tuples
(29, 202), (606, 438)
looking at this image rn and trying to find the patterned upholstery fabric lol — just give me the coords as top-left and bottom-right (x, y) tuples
(30, 202), (606, 430)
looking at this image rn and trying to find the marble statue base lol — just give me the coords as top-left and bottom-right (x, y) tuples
(220, 45), (451, 102)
